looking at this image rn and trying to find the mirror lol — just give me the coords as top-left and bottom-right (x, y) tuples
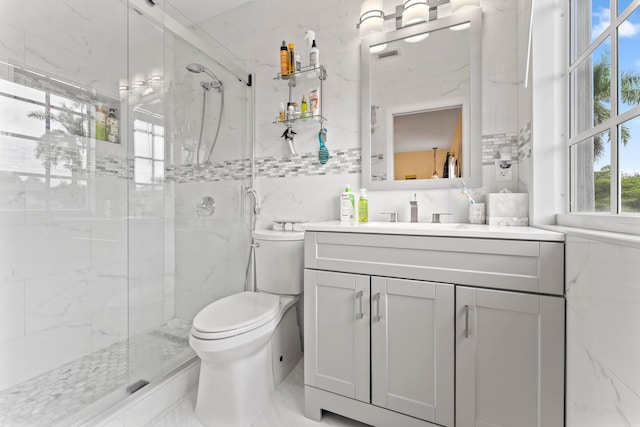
(361, 8), (482, 190)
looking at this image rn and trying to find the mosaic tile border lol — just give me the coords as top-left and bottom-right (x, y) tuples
(482, 132), (519, 166)
(518, 121), (532, 161)
(165, 147), (362, 183)
(3, 132), (532, 184)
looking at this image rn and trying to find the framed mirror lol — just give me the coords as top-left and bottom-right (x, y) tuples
(361, 8), (482, 190)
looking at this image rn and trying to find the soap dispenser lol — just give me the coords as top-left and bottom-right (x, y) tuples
(358, 188), (368, 223)
(410, 193), (418, 223)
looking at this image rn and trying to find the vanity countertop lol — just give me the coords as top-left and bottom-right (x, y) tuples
(302, 221), (565, 242)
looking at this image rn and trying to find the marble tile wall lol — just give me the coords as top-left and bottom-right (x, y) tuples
(565, 235), (640, 426)
(191, 0), (525, 224)
(168, 0), (527, 319)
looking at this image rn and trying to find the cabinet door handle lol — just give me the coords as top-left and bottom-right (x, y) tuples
(373, 293), (381, 322)
(464, 305), (470, 338)
(355, 290), (364, 320)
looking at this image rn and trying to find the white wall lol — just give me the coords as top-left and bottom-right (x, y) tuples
(193, 0), (525, 228)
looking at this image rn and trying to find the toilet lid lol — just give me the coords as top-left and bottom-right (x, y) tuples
(192, 292), (280, 336)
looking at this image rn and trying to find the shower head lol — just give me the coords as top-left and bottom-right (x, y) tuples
(186, 63), (222, 90)
(186, 63), (204, 73)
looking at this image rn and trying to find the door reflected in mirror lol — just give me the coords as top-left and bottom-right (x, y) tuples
(393, 106), (462, 181)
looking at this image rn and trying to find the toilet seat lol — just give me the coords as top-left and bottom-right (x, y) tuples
(192, 292), (280, 340)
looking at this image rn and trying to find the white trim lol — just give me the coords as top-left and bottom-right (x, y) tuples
(566, 1), (640, 218)
(556, 212), (640, 237)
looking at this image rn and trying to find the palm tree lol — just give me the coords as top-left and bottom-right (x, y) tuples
(592, 51), (640, 160)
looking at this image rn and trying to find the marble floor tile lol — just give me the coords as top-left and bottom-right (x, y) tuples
(146, 358), (370, 427)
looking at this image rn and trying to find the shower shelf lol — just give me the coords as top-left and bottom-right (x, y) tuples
(272, 115), (327, 125)
(273, 65), (327, 128)
(274, 65), (327, 82)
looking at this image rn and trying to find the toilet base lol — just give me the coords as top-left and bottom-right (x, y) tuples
(194, 306), (302, 427)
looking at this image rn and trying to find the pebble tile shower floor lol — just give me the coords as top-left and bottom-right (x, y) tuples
(0, 318), (193, 427)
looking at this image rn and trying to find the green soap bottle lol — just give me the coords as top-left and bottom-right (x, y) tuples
(358, 188), (368, 223)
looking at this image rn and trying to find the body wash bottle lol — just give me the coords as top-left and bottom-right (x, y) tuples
(358, 188), (368, 223)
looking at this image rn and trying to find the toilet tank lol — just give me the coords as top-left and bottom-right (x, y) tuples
(253, 230), (304, 295)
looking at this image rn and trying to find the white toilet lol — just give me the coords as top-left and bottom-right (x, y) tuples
(189, 230), (304, 427)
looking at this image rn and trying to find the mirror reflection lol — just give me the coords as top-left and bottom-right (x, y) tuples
(392, 105), (462, 180)
(362, 8), (482, 190)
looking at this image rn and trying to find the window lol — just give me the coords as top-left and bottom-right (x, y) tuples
(133, 115), (164, 187)
(0, 67), (90, 210)
(569, 1), (640, 214)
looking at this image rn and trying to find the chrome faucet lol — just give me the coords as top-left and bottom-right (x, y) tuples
(431, 212), (452, 223)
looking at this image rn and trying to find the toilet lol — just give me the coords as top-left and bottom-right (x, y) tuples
(189, 230), (304, 427)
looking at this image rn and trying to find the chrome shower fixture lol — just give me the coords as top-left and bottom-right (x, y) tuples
(186, 63), (222, 91)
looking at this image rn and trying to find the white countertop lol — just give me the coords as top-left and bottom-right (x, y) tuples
(302, 221), (565, 241)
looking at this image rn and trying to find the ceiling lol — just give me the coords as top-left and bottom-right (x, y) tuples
(166, 0), (253, 25)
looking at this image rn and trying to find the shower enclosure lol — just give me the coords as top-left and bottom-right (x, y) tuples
(0, 0), (252, 425)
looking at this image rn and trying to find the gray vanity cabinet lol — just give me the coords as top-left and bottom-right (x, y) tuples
(371, 277), (454, 426)
(303, 270), (370, 403)
(303, 229), (565, 427)
(456, 287), (565, 427)
(304, 270), (455, 426)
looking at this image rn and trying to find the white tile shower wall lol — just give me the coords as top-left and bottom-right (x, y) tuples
(191, 0), (523, 221)
(173, 180), (250, 320)
(565, 236), (640, 427)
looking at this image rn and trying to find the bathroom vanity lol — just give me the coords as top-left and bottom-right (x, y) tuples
(303, 221), (565, 427)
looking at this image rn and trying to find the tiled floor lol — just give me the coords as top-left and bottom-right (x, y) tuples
(146, 358), (371, 427)
(0, 318), (193, 427)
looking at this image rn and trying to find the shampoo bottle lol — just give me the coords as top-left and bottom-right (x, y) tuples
(280, 41), (289, 76)
(288, 43), (295, 75)
(310, 39), (319, 69)
(340, 185), (355, 222)
(358, 188), (368, 223)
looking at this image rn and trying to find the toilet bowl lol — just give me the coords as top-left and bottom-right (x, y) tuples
(189, 230), (304, 427)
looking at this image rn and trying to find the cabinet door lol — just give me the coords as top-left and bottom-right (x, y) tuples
(304, 269), (370, 403)
(456, 287), (565, 427)
(371, 277), (454, 426)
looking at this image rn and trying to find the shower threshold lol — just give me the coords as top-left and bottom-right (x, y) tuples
(0, 318), (194, 427)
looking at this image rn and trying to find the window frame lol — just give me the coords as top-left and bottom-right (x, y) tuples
(567, 0), (640, 220)
(132, 110), (164, 188)
(0, 68), (91, 211)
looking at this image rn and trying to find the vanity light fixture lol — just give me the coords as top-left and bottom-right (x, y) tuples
(404, 33), (430, 43)
(357, 0), (481, 35)
(402, 0), (429, 25)
(358, 0), (385, 36)
(449, 0), (480, 30)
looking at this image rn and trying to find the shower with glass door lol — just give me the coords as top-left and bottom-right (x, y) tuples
(0, 0), (252, 425)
